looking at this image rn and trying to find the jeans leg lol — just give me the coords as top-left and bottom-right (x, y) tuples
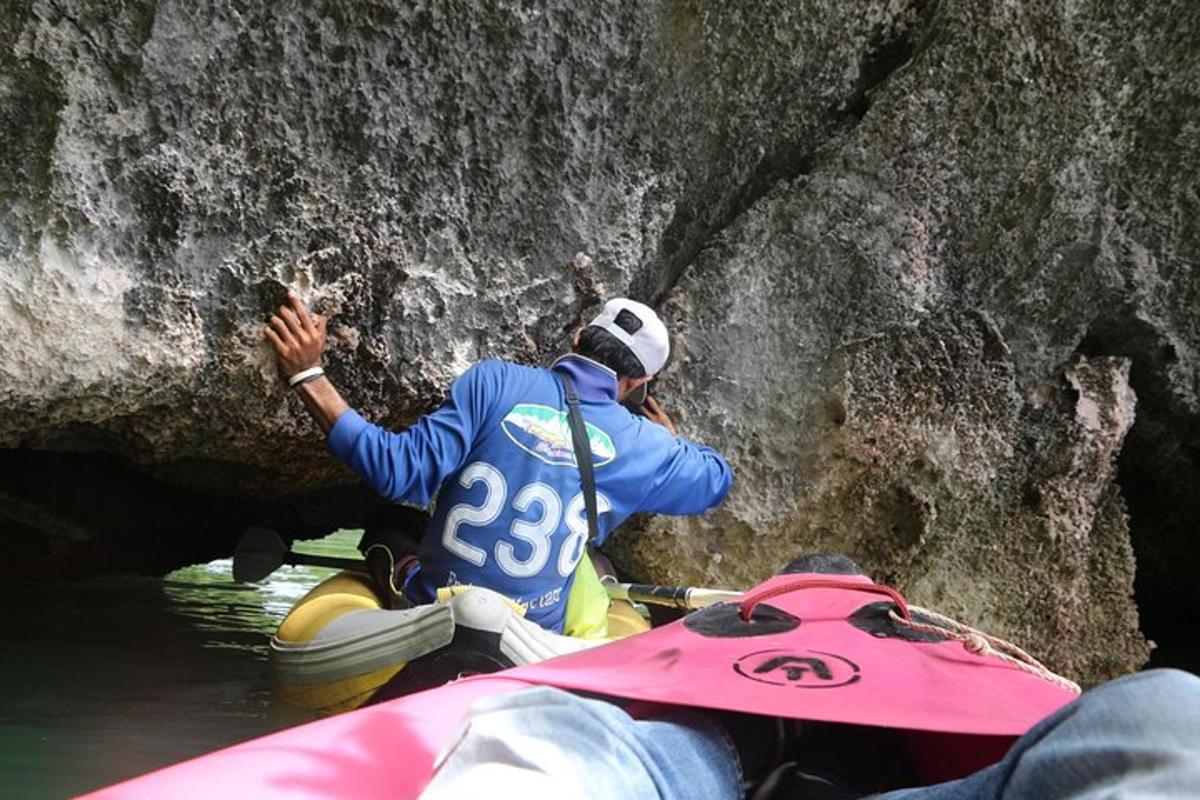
(420, 686), (743, 800)
(876, 669), (1200, 800)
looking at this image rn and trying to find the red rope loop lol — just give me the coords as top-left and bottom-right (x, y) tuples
(738, 576), (912, 622)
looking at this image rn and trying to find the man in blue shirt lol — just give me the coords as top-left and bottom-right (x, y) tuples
(265, 292), (732, 633)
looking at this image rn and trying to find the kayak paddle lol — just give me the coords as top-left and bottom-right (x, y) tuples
(232, 527), (366, 583)
(231, 528), (741, 610)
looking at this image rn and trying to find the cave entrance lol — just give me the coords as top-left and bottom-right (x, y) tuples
(1079, 314), (1200, 673)
(0, 447), (378, 579)
(1118, 424), (1200, 672)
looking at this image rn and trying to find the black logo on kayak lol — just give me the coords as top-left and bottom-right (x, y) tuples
(733, 649), (861, 688)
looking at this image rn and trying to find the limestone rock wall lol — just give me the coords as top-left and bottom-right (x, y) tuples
(616, 311), (1149, 679)
(4, 0), (1198, 682)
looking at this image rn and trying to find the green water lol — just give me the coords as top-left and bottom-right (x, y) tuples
(0, 530), (364, 799)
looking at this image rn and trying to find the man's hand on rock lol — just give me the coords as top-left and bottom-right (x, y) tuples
(264, 290), (348, 435)
(265, 290), (327, 379)
(642, 395), (678, 436)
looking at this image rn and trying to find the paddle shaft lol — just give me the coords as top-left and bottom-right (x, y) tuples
(609, 583), (741, 610)
(276, 548), (736, 610)
(282, 551), (366, 572)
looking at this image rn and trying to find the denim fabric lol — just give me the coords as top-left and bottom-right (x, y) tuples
(421, 670), (1200, 800)
(875, 669), (1200, 800)
(420, 686), (741, 800)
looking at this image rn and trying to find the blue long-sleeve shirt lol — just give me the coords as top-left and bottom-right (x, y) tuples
(327, 355), (733, 631)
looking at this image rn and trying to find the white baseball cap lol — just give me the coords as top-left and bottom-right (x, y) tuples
(587, 298), (670, 375)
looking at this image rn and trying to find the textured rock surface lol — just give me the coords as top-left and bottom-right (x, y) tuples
(4, 0), (1198, 681)
(615, 312), (1149, 679)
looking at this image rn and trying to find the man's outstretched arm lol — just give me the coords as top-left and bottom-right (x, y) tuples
(264, 290), (349, 434)
(263, 290), (493, 506)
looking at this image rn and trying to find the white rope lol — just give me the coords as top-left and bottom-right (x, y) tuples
(888, 606), (1082, 695)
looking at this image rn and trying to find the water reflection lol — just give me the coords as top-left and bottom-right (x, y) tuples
(0, 530), (362, 798)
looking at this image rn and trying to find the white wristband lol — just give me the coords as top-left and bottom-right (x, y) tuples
(287, 366), (325, 387)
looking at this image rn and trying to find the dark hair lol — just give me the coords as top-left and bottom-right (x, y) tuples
(574, 326), (645, 378)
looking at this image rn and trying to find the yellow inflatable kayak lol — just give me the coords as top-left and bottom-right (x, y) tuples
(270, 571), (650, 715)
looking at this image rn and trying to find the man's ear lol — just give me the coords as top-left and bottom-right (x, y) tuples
(571, 327), (582, 348)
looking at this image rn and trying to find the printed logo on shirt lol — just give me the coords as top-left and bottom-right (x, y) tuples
(501, 403), (616, 467)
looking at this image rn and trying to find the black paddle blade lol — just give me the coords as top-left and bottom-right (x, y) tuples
(232, 527), (288, 583)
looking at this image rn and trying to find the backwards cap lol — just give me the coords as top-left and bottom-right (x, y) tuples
(587, 298), (670, 376)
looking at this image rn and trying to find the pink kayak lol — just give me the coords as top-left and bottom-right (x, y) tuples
(83, 571), (1079, 799)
